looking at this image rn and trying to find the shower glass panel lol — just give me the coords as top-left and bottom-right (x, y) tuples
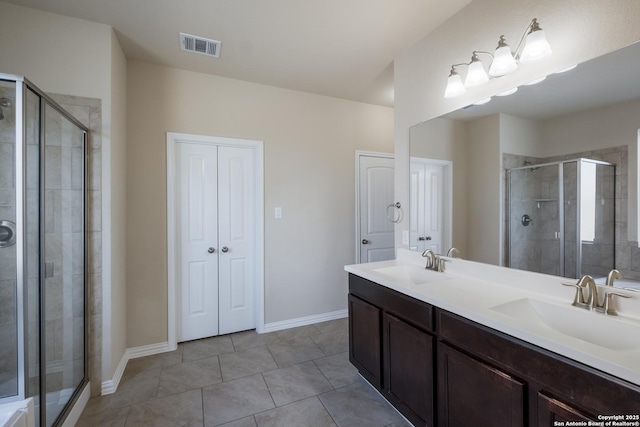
(508, 159), (615, 279)
(508, 164), (561, 275)
(0, 80), (18, 400)
(43, 102), (86, 426)
(0, 74), (87, 427)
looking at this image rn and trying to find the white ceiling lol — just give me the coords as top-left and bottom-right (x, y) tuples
(4, 0), (471, 107)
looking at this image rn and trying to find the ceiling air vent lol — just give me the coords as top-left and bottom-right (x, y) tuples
(180, 33), (221, 58)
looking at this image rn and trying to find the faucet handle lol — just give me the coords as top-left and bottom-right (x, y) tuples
(598, 290), (631, 316)
(561, 281), (588, 306)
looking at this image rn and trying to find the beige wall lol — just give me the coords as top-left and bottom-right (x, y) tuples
(0, 1), (128, 390)
(108, 28), (128, 387)
(394, 0), (640, 250)
(126, 60), (394, 347)
(466, 115), (502, 264)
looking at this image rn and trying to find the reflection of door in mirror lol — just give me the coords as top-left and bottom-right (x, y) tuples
(410, 157), (452, 253)
(357, 153), (395, 263)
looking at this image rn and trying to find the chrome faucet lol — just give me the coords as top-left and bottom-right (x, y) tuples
(562, 272), (631, 315)
(421, 249), (447, 272)
(605, 269), (621, 287)
(446, 247), (461, 258)
(563, 275), (597, 309)
(422, 249), (436, 269)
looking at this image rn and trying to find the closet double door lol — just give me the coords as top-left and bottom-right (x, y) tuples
(177, 142), (256, 342)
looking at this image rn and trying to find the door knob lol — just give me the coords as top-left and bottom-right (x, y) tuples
(207, 247), (215, 254)
(362, 239), (370, 244)
(221, 246), (229, 253)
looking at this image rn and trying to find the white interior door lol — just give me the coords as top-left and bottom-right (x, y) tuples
(218, 146), (256, 335)
(178, 142), (219, 341)
(177, 142), (257, 342)
(410, 158), (450, 253)
(358, 154), (395, 263)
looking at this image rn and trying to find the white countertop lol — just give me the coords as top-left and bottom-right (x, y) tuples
(345, 249), (640, 387)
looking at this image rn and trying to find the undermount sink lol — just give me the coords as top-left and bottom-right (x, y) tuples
(372, 264), (448, 285)
(490, 298), (640, 351)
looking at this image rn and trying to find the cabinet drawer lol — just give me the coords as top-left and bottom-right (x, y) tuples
(349, 273), (433, 331)
(537, 392), (595, 425)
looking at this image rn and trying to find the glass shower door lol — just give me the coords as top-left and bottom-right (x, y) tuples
(508, 163), (562, 275)
(42, 102), (86, 427)
(0, 80), (18, 400)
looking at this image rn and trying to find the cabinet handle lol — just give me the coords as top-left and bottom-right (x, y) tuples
(207, 247), (215, 254)
(221, 246), (229, 253)
(418, 236), (432, 241)
(362, 239), (370, 245)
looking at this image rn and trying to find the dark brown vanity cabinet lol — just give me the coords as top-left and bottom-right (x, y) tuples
(348, 274), (435, 427)
(437, 310), (640, 426)
(438, 343), (525, 427)
(348, 274), (640, 427)
(383, 312), (434, 426)
(348, 294), (382, 388)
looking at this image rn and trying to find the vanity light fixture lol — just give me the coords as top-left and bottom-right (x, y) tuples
(444, 18), (552, 99)
(473, 97), (492, 105)
(524, 76), (547, 85)
(496, 87), (518, 96)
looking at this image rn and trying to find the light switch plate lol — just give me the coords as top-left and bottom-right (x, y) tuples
(275, 207), (282, 219)
(402, 230), (409, 245)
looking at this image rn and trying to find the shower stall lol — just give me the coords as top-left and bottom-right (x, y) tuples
(507, 158), (615, 279)
(0, 75), (87, 426)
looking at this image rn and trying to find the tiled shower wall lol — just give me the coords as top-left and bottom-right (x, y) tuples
(504, 146), (626, 280)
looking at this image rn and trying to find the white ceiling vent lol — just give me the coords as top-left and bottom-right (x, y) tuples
(180, 33), (221, 58)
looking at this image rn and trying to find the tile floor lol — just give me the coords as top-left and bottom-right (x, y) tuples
(77, 318), (411, 427)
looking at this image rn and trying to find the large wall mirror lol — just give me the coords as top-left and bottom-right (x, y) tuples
(409, 41), (640, 281)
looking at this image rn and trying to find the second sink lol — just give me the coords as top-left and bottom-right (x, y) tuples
(490, 298), (640, 351)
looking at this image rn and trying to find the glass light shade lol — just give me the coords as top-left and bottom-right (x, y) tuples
(520, 29), (552, 63)
(489, 45), (518, 76)
(464, 60), (489, 87)
(444, 73), (466, 98)
(524, 76), (547, 85)
(473, 97), (491, 105)
(496, 87), (518, 96)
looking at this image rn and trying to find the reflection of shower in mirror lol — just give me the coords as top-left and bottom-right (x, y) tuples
(0, 97), (11, 120)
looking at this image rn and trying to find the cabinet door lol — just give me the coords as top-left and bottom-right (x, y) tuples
(537, 393), (594, 426)
(348, 294), (382, 388)
(383, 313), (434, 427)
(438, 343), (525, 427)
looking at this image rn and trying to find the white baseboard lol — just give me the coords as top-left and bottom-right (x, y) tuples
(101, 342), (171, 395)
(262, 309), (348, 333)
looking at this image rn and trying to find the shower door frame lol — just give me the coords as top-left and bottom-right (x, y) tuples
(1, 73), (89, 427)
(507, 158), (615, 279)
